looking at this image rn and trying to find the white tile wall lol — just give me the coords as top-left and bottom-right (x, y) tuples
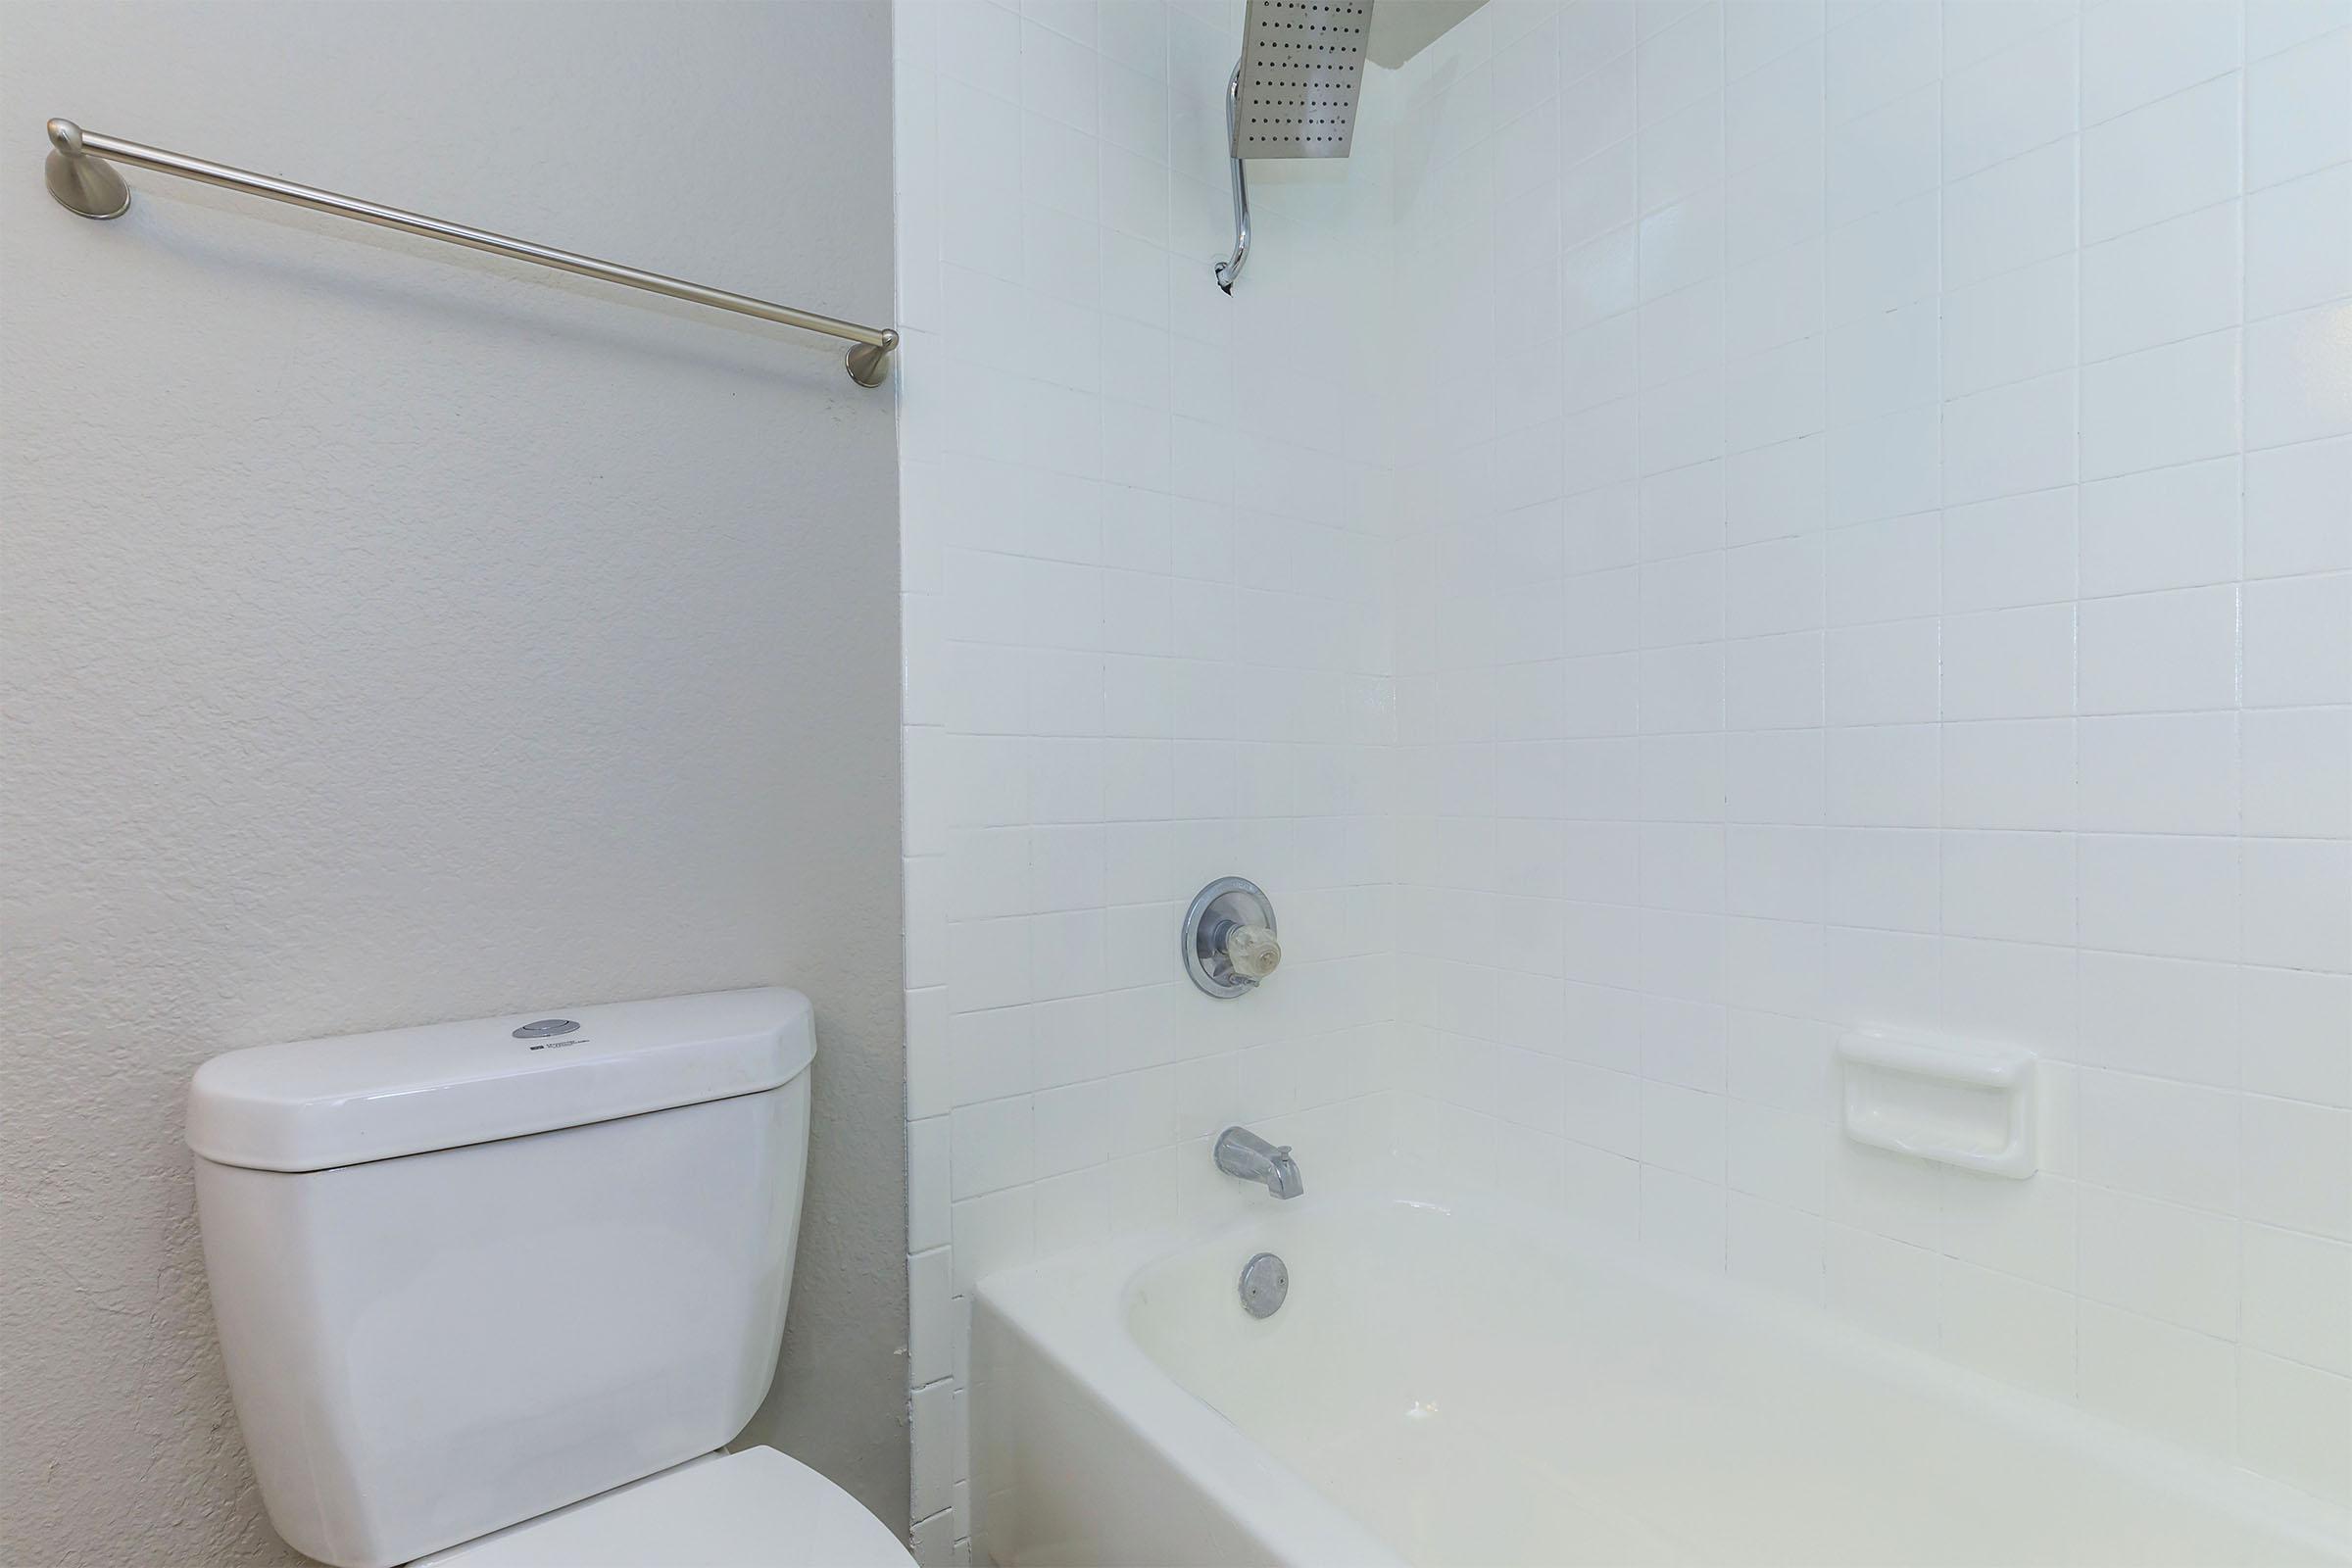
(899, 0), (2352, 1549)
(893, 3), (1400, 1557)
(1386, 0), (2351, 1516)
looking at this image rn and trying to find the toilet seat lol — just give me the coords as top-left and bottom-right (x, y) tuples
(413, 1446), (914, 1567)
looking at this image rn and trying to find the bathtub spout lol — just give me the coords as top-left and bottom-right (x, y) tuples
(1214, 1126), (1303, 1200)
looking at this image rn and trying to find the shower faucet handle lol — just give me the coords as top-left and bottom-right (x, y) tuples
(1182, 877), (1280, 998)
(1222, 922), (1282, 980)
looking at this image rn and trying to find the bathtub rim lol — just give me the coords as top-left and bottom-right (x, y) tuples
(977, 1174), (2352, 1566)
(976, 1216), (1407, 1567)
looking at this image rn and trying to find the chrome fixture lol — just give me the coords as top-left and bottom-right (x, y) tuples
(1214, 65), (1251, 293)
(1214, 0), (1376, 293)
(1182, 877), (1282, 998)
(1214, 1125), (1303, 1200)
(39, 120), (899, 387)
(1238, 1251), (1290, 1317)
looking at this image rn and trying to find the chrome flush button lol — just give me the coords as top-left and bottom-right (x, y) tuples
(511, 1019), (580, 1039)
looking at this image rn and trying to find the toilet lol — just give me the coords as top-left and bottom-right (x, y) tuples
(186, 988), (914, 1568)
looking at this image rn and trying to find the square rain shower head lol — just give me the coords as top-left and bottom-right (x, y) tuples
(1231, 0), (1374, 160)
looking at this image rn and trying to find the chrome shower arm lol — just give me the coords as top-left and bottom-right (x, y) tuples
(1214, 62), (1250, 294)
(1211, 0), (1375, 292)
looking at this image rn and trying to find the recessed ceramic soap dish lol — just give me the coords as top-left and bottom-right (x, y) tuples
(1838, 1031), (2037, 1179)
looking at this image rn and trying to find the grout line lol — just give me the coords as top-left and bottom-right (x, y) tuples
(2064, 1), (2089, 1403)
(2229, 4), (2255, 1450)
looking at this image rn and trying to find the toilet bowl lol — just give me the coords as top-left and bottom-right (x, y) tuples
(414, 1447), (909, 1567)
(187, 989), (913, 1568)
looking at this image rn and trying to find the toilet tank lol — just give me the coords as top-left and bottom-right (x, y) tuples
(186, 988), (816, 1568)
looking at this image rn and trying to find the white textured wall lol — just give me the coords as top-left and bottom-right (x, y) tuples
(892, 1), (1401, 1556)
(0, 5), (905, 1562)
(1388, 0), (2349, 1509)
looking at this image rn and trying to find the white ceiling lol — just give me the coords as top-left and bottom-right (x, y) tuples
(1363, 0), (1490, 68)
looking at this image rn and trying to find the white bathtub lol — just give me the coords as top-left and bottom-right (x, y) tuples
(972, 1184), (2351, 1567)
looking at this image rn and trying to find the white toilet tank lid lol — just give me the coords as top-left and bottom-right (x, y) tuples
(187, 987), (814, 1172)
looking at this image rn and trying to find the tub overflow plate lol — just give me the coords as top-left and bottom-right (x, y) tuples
(1238, 1251), (1289, 1318)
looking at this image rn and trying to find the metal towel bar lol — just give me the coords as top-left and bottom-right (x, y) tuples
(41, 119), (898, 387)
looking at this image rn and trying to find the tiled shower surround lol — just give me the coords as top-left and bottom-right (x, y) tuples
(894, 1), (1401, 1553)
(897, 0), (2351, 1556)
